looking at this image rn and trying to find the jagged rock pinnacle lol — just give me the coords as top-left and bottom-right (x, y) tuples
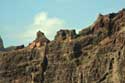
(36, 31), (45, 40)
(28, 31), (49, 49)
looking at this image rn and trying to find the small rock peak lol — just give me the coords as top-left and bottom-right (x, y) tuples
(119, 8), (125, 13)
(28, 31), (49, 49)
(122, 8), (125, 11)
(97, 13), (109, 21)
(90, 8), (125, 36)
(110, 8), (125, 34)
(36, 30), (49, 42)
(98, 13), (103, 18)
(79, 9), (125, 37)
(116, 9), (125, 18)
(94, 14), (104, 23)
(0, 36), (4, 49)
(91, 14), (110, 33)
(36, 31), (45, 40)
(109, 13), (117, 19)
(55, 29), (77, 42)
(108, 8), (125, 19)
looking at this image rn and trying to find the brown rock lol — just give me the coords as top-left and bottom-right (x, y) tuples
(55, 29), (77, 42)
(28, 31), (49, 48)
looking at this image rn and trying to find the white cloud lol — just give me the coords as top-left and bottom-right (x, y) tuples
(22, 12), (66, 41)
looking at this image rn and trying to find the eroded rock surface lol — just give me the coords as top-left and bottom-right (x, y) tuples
(0, 9), (125, 83)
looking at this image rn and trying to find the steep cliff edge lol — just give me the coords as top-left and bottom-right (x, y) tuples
(0, 9), (125, 83)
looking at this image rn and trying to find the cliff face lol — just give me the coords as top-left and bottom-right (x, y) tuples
(0, 9), (125, 83)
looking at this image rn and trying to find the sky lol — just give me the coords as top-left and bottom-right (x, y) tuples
(0, 0), (125, 47)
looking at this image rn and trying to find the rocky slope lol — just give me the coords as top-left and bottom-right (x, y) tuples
(0, 9), (125, 83)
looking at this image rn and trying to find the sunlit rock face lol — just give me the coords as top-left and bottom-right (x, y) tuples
(0, 9), (125, 83)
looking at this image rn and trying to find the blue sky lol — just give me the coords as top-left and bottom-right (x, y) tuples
(0, 0), (125, 47)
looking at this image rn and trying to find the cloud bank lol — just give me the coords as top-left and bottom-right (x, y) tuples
(22, 12), (66, 41)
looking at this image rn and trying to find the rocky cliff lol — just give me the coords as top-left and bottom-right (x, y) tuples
(0, 9), (125, 83)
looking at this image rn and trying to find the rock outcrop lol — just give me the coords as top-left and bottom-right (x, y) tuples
(0, 36), (4, 51)
(0, 9), (125, 83)
(55, 29), (77, 42)
(28, 31), (50, 49)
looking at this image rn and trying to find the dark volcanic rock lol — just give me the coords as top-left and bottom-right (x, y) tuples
(0, 9), (125, 83)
